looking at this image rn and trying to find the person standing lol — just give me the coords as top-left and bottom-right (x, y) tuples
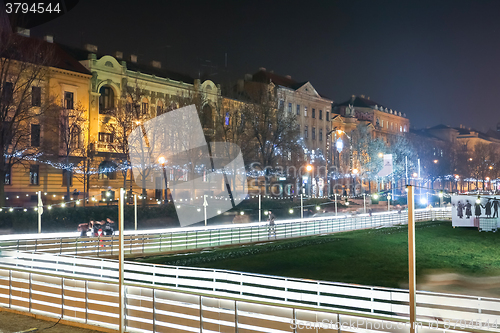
(268, 210), (276, 238)
(492, 197), (500, 218)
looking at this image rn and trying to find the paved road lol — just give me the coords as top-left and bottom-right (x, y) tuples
(0, 311), (104, 333)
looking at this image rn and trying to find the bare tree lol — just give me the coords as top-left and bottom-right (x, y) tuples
(55, 102), (87, 200)
(0, 28), (55, 206)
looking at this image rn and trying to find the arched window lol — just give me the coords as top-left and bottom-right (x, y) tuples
(98, 161), (117, 180)
(99, 86), (114, 114)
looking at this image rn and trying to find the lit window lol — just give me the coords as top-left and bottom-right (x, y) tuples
(225, 112), (230, 126)
(98, 132), (114, 143)
(4, 165), (11, 185)
(304, 107), (308, 117)
(30, 165), (39, 185)
(98, 161), (117, 180)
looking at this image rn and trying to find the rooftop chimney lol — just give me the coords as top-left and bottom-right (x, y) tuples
(44, 35), (53, 43)
(129, 54), (137, 63)
(259, 67), (266, 72)
(151, 60), (161, 68)
(115, 51), (123, 59)
(84, 44), (98, 53)
(367, 96), (370, 100)
(285, 75), (292, 80)
(16, 27), (30, 37)
(244, 74), (252, 81)
(360, 94), (365, 98)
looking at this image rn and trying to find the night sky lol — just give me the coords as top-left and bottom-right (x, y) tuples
(26, 0), (500, 131)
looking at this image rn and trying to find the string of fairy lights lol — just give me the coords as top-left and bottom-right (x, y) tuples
(0, 184), (466, 213)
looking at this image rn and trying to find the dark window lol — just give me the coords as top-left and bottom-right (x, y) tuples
(288, 103), (292, 113)
(98, 132), (114, 143)
(319, 129), (323, 141)
(312, 108), (316, 118)
(312, 127), (316, 140)
(279, 100), (284, 110)
(296, 105), (300, 115)
(99, 86), (114, 113)
(31, 124), (40, 147)
(98, 161), (116, 180)
(319, 110), (323, 120)
(32, 87), (41, 106)
(2, 82), (13, 102)
(304, 125), (308, 138)
(156, 104), (164, 115)
(326, 112), (329, 121)
(141, 102), (149, 114)
(30, 165), (39, 185)
(62, 169), (73, 186)
(4, 165), (11, 185)
(64, 92), (74, 109)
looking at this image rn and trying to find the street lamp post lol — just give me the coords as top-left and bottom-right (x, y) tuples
(158, 156), (168, 203)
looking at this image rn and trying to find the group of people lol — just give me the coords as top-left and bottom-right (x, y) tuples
(77, 218), (115, 237)
(456, 197), (500, 219)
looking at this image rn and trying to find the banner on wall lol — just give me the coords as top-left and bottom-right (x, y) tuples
(451, 195), (500, 227)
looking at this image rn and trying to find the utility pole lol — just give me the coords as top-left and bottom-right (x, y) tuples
(407, 185), (416, 333)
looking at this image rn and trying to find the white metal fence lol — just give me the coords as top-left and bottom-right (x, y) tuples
(1, 248), (499, 332)
(0, 208), (451, 257)
(6, 263), (485, 333)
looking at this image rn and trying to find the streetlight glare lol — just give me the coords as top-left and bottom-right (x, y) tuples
(378, 152), (384, 158)
(412, 172), (418, 178)
(352, 168), (359, 174)
(158, 156), (166, 165)
(306, 164), (313, 172)
(433, 159), (438, 164)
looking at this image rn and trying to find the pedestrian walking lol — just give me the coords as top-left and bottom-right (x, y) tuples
(268, 210), (276, 238)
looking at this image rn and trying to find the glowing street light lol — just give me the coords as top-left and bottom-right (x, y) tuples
(289, 209), (294, 214)
(412, 172), (418, 178)
(306, 164), (313, 172)
(378, 152), (384, 158)
(433, 159), (438, 164)
(373, 193), (379, 199)
(352, 168), (359, 174)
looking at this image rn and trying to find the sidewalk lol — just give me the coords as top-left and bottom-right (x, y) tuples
(0, 310), (106, 333)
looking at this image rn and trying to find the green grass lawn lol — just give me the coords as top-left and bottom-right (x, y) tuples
(136, 221), (500, 288)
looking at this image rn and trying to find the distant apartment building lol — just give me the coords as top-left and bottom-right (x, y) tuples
(237, 68), (333, 159)
(333, 95), (410, 143)
(2, 30), (222, 206)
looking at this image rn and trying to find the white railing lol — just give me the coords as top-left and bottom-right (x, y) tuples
(1, 247), (499, 331)
(0, 208), (451, 257)
(0, 264), (494, 333)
